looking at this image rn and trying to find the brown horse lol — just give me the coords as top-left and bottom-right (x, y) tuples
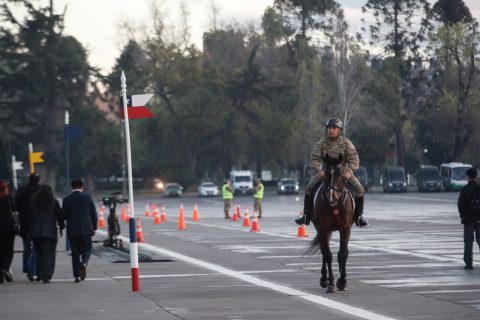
(308, 154), (355, 293)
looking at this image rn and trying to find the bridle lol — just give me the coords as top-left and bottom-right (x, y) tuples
(325, 167), (348, 208)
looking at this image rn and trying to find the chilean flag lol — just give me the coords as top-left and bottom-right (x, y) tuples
(120, 94), (154, 119)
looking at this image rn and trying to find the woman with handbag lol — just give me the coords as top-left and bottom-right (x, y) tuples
(0, 180), (17, 283)
(30, 185), (64, 283)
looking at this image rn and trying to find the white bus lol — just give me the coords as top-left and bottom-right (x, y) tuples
(440, 162), (472, 191)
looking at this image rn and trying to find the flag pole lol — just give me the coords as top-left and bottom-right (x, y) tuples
(28, 143), (34, 173)
(121, 71), (140, 292)
(64, 111), (70, 194)
(64, 111), (71, 252)
(12, 155), (18, 190)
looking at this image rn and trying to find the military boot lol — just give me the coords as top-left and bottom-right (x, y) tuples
(295, 193), (312, 225)
(354, 196), (368, 227)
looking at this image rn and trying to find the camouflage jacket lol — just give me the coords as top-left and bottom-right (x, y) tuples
(310, 136), (360, 174)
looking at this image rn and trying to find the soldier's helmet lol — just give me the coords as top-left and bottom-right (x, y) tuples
(325, 118), (343, 129)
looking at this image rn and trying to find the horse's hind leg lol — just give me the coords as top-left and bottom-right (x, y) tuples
(336, 229), (351, 291)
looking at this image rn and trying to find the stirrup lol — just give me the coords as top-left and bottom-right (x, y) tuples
(294, 214), (307, 225)
(355, 215), (368, 227)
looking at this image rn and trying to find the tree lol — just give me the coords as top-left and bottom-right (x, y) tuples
(0, 0), (92, 188)
(323, 11), (371, 136)
(274, 0), (339, 39)
(429, 22), (479, 160)
(430, 0), (474, 26)
(361, 0), (430, 169)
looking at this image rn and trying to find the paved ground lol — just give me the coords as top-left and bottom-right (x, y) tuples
(1, 190), (479, 319)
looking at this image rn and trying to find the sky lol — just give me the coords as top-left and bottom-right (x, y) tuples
(21, 0), (480, 74)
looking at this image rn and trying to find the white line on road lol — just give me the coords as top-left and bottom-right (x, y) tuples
(98, 230), (397, 320)
(414, 289), (480, 294)
(383, 195), (456, 203)
(136, 241), (398, 320)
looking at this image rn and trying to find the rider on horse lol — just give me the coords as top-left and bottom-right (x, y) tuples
(295, 118), (369, 227)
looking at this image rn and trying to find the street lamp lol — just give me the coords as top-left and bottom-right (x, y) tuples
(423, 148), (428, 165)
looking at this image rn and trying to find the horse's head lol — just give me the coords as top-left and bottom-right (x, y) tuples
(323, 154), (346, 207)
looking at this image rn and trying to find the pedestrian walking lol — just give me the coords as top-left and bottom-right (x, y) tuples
(457, 168), (480, 270)
(252, 178), (264, 218)
(30, 185), (64, 283)
(222, 179), (233, 219)
(62, 179), (98, 283)
(14, 173), (40, 281)
(0, 180), (17, 283)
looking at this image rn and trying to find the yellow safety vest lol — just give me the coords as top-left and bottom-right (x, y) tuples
(222, 184), (233, 199)
(254, 183), (264, 199)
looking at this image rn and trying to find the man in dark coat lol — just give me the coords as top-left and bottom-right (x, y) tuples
(457, 168), (480, 270)
(62, 179), (98, 283)
(14, 173), (41, 281)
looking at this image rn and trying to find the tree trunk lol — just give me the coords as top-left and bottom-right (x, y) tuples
(395, 126), (406, 169)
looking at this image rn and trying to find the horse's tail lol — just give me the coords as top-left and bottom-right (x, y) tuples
(304, 233), (322, 256)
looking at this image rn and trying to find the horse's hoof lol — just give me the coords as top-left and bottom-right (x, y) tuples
(336, 279), (348, 291)
(325, 285), (336, 293)
(320, 279), (328, 288)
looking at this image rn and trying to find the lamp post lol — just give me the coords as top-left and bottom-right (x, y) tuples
(423, 148), (428, 165)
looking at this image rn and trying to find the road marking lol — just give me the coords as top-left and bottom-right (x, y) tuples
(189, 220), (467, 265)
(383, 195), (456, 203)
(414, 289), (480, 294)
(135, 241), (398, 320)
(98, 230), (397, 320)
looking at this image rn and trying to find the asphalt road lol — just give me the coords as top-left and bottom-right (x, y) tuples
(100, 190), (479, 319)
(2, 190), (479, 320)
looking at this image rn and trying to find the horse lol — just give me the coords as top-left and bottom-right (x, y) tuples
(308, 154), (355, 293)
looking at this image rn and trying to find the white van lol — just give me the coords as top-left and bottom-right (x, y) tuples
(229, 170), (253, 195)
(440, 162), (472, 191)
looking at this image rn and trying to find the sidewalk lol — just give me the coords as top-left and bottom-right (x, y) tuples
(0, 236), (179, 320)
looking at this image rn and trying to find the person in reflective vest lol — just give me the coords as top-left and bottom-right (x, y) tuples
(253, 178), (264, 218)
(222, 179), (233, 219)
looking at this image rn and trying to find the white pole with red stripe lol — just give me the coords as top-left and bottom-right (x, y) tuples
(121, 71), (140, 292)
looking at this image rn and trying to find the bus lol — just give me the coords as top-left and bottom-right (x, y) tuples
(440, 162), (472, 191)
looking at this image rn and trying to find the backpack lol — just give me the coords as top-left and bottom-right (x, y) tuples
(469, 185), (480, 220)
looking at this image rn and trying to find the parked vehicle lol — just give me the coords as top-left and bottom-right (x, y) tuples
(354, 166), (369, 193)
(229, 170), (253, 195)
(277, 178), (300, 194)
(163, 182), (183, 197)
(383, 166), (407, 193)
(198, 181), (219, 197)
(415, 165), (441, 192)
(440, 162), (472, 191)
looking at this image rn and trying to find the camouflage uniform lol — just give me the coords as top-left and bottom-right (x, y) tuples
(306, 136), (364, 197)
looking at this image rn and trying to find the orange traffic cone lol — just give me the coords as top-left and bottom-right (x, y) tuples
(178, 205), (186, 230)
(231, 209), (238, 221)
(161, 206), (167, 222)
(243, 208), (251, 227)
(153, 206), (161, 224)
(232, 205), (240, 221)
(151, 202), (157, 213)
(98, 206), (106, 228)
(297, 225), (308, 237)
(136, 217), (145, 243)
(145, 204), (151, 217)
(192, 204), (199, 221)
(250, 211), (260, 232)
(121, 204), (127, 222)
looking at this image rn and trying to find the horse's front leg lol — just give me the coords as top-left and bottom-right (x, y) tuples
(320, 259), (327, 288)
(320, 233), (335, 293)
(336, 228), (351, 291)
